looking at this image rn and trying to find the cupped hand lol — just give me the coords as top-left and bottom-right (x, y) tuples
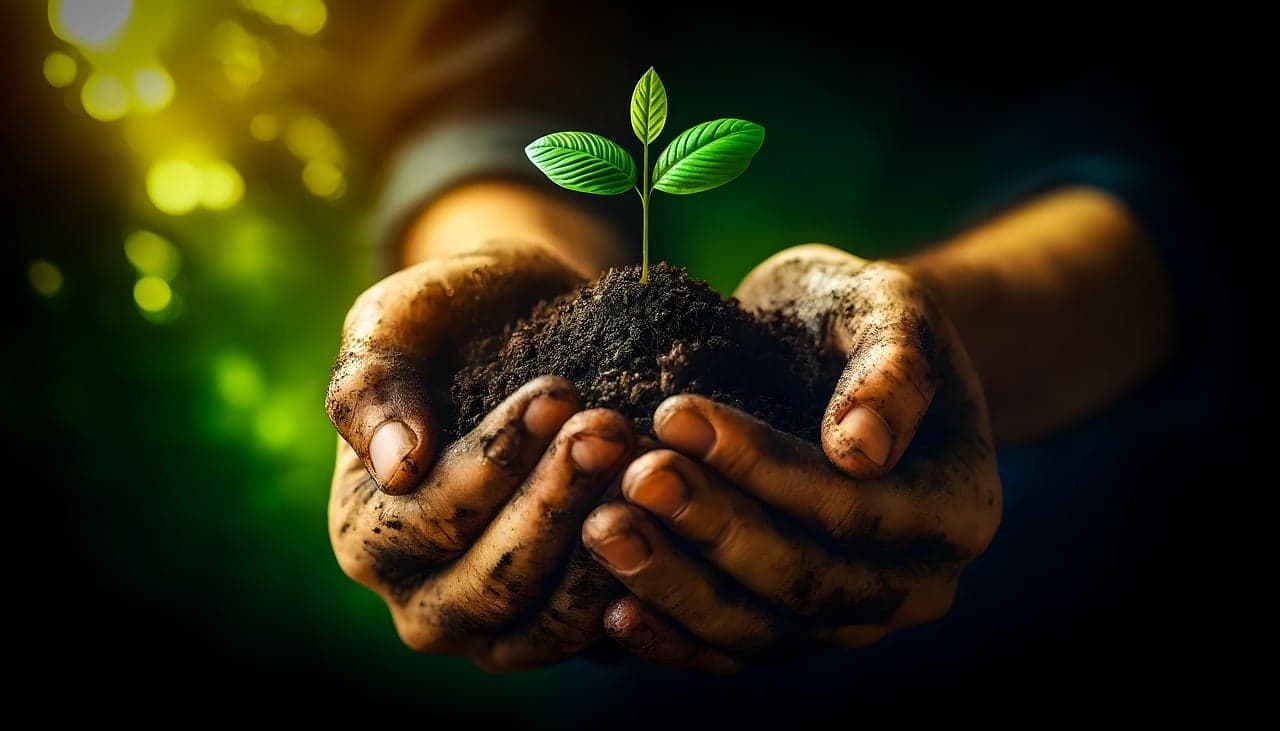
(582, 245), (1002, 672)
(326, 241), (632, 671)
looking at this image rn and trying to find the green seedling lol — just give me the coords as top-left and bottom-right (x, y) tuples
(525, 67), (765, 284)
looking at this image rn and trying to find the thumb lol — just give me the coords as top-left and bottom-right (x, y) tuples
(821, 311), (940, 479)
(325, 244), (580, 495)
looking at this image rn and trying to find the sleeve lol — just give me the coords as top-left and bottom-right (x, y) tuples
(362, 0), (639, 267)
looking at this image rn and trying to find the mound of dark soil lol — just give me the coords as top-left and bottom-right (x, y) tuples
(447, 262), (839, 441)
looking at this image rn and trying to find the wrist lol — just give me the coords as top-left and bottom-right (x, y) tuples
(400, 180), (627, 277)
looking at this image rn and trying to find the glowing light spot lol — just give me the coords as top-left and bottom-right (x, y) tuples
(29, 260), (64, 297)
(302, 159), (346, 199)
(218, 216), (275, 279)
(43, 52), (78, 88)
(200, 161), (245, 210)
(146, 158), (203, 215)
(254, 400), (298, 450)
(285, 115), (343, 164)
(249, 113), (278, 141)
(50, 0), (133, 48)
(214, 352), (265, 408)
(124, 230), (181, 280)
(244, 0), (327, 36)
(213, 22), (265, 89)
(133, 276), (172, 313)
(132, 66), (174, 112)
(81, 72), (129, 121)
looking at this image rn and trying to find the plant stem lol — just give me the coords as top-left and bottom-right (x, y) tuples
(641, 139), (649, 284)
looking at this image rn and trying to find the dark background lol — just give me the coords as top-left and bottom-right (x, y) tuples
(5, 1), (1249, 721)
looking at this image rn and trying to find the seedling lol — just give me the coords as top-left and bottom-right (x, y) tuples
(525, 68), (765, 284)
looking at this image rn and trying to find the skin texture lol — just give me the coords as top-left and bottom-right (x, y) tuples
(327, 181), (1171, 672)
(586, 248), (1001, 669)
(327, 182), (632, 670)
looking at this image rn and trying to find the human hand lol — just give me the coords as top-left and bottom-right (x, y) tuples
(581, 245), (1002, 672)
(326, 238), (633, 671)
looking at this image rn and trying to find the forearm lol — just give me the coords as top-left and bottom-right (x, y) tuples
(899, 187), (1173, 444)
(399, 180), (628, 276)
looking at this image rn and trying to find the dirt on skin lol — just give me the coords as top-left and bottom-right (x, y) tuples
(446, 262), (842, 442)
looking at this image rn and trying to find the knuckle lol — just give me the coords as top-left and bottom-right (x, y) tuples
(480, 421), (523, 471)
(715, 439), (762, 482)
(824, 490), (869, 541)
(700, 514), (743, 555)
(345, 278), (396, 331)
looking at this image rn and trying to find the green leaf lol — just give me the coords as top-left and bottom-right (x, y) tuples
(525, 131), (637, 195)
(630, 67), (667, 144)
(652, 119), (764, 195)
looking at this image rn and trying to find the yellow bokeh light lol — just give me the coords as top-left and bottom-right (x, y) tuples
(200, 161), (245, 210)
(81, 72), (129, 121)
(249, 113), (279, 141)
(132, 66), (174, 111)
(133, 276), (172, 313)
(147, 158), (202, 215)
(213, 21), (265, 89)
(43, 52), (78, 88)
(302, 159), (346, 199)
(50, 0), (133, 49)
(214, 352), (265, 408)
(29, 260), (64, 297)
(244, 0), (327, 36)
(124, 230), (181, 280)
(285, 115), (343, 164)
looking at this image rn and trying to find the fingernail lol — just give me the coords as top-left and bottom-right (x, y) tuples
(627, 469), (688, 519)
(660, 409), (715, 458)
(523, 393), (573, 439)
(838, 405), (892, 466)
(590, 532), (651, 572)
(370, 420), (415, 485)
(570, 434), (626, 473)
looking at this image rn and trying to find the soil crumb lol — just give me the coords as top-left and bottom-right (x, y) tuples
(447, 263), (840, 441)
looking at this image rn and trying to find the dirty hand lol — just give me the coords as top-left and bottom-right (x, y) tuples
(326, 240), (632, 671)
(583, 244), (1002, 672)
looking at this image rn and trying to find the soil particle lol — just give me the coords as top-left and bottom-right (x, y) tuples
(446, 263), (841, 442)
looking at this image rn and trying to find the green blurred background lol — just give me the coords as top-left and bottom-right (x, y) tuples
(5, 0), (1233, 718)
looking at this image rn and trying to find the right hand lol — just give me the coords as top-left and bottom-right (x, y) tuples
(326, 241), (633, 671)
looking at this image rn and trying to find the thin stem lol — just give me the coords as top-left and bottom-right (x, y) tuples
(640, 139), (650, 284)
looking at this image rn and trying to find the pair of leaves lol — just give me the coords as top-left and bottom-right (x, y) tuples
(524, 68), (764, 196)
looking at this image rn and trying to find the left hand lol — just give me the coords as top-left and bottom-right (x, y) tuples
(581, 245), (1002, 672)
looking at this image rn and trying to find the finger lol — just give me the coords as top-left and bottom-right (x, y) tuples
(621, 450), (894, 621)
(583, 502), (778, 653)
(810, 624), (890, 650)
(405, 409), (634, 647)
(822, 269), (940, 478)
(657, 393), (999, 559)
(653, 395), (924, 545)
(416, 375), (581, 554)
(603, 595), (740, 674)
(327, 377), (580, 593)
(481, 547), (617, 672)
(325, 247), (579, 494)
